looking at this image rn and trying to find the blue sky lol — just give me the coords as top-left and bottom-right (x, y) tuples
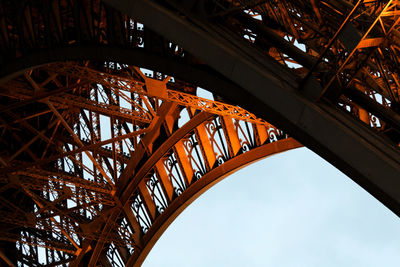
(143, 147), (400, 266)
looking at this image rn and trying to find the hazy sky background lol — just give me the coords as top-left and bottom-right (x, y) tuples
(143, 147), (400, 267)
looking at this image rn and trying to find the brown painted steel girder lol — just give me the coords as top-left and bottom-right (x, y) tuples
(104, 0), (400, 219)
(2, 0), (400, 265)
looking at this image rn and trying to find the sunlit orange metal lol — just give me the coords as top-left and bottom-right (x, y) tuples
(3, 0), (400, 266)
(128, 137), (302, 267)
(0, 61), (299, 266)
(52, 62), (269, 126)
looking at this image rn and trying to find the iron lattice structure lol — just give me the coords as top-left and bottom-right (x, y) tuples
(1, 0), (400, 266)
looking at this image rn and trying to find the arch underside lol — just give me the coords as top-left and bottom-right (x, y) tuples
(104, 0), (400, 219)
(0, 61), (301, 266)
(2, 0), (400, 266)
(0, 3), (301, 263)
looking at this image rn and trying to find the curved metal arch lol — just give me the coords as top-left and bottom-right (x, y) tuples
(127, 138), (301, 267)
(0, 61), (301, 266)
(1, 0), (400, 221)
(3, 0), (400, 265)
(86, 97), (300, 265)
(104, 113), (301, 266)
(104, 0), (400, 219)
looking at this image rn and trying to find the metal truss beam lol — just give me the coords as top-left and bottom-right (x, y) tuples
(0, 59), (298, 266)
(3, 1), (400, 266)
(105, 0), (400, 217)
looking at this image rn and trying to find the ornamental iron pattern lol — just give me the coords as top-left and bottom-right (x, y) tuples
(1, 0), (400, 266)
(0, 61), (301, 266)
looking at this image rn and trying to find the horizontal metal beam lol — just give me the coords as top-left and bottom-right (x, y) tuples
(105, 0), (400, 216)
(0, 46), (250, 116)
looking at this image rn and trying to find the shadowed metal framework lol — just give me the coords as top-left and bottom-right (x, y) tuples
(1, 0), (400, 266)
(1, 60), (300, 265)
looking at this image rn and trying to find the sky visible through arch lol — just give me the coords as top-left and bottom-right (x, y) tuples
(118, 73), (400, 266)
(143, 147), (400, 267)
